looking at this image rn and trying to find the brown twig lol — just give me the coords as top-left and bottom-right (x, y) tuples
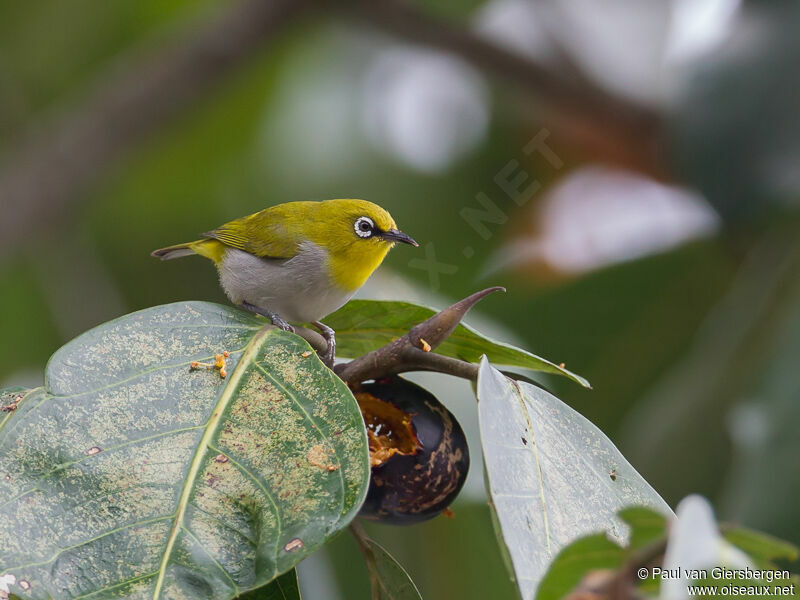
(335, 286), (504, 383)
(349, 521), (383, 600)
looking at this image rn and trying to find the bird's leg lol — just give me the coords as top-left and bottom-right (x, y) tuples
(240, 302), (295, 333)
(312, 321), (336, 369)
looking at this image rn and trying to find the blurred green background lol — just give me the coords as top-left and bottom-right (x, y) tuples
(1, 0), (798, 598)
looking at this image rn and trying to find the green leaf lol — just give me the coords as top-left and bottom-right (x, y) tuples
(535, 507), (668, 600)
(477, 359), (670, 600)
(723, 527), (799, 568)
(536, 506), (668, 600)
(535, 534), (624, 600)
(618, 506), (668, 550)
(236, 569), (301, 600)
(0, 302), (369, 600)
(323, 299), (590, 387)
(360, 537), (423, 600)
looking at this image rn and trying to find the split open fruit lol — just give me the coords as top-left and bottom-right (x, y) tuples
(354, 376), (470, 525)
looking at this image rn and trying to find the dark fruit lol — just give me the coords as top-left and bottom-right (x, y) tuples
(354, 376), (469, 525)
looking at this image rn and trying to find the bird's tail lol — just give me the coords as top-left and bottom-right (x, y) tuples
(151, 242), (197, 260)
(151, 239), (226, 262)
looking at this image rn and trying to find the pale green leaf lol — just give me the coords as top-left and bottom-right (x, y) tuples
(477, 359), (670, 600)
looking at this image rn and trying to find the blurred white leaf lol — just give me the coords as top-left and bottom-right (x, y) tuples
(257, 33), (368, 184)
(662, 495), (751, 600)
(297, 547), (343, 600)
(666, 0), (743, 66)
(474, 0), (554, 62)
(488, 166), (720, 276)
(362, 48), (489, 173)
(542, 0), (672, 104)
(473, 0), (743, 105)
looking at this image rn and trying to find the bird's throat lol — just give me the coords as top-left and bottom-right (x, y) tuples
(329, 244), (392, 291)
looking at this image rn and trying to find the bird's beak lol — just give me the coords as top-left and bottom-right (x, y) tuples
(381, 229), (419, 246)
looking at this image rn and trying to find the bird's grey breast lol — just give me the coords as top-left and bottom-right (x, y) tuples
(218, 241), (353, 322)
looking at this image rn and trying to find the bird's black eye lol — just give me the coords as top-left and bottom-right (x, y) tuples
(354, 216), (375, 238)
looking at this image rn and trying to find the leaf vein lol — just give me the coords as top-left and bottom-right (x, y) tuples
(253, 363), (348, 527)
(180, 525), (240, 595)
(0, 514), (174, 575)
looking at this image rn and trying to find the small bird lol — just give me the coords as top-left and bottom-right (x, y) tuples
(152, 199), (418, 364)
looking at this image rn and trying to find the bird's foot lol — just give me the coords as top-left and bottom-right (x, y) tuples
(240, 302), (295, 333)
(312, 321), (336, 369)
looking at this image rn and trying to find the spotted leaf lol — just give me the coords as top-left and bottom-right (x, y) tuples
(0, 302), (369, 600)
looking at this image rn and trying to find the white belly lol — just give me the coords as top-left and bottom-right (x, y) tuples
(217, 242), (354, 323)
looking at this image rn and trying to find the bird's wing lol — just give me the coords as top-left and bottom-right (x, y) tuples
(202, 204), (309, 259)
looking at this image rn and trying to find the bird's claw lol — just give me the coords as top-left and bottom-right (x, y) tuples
(313, 321), (336, 369)
(240, 302), (294, 333)
(270, 315), (295, 333)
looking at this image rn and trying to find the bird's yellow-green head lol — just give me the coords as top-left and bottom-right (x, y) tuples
(304, 199), (418, 291)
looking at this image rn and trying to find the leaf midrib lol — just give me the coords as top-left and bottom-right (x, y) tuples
(151, 326), (275, 599)
(510, 379), (553, 559)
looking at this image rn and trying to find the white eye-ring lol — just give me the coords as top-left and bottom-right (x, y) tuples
(354, 216), (375, 238)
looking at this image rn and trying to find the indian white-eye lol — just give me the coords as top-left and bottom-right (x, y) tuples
(151, 199), (418, 364)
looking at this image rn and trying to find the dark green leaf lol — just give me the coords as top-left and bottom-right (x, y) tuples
(236, 569), (301, 600)
(0, 302), (369, 600)
(477, 359), (670, 599)
(723, 527), (799, 568)
(323, 299), (590, 387)
(535, 534), (624, 600)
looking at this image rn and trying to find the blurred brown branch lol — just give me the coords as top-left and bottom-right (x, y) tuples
(0, 0), (668, 255)
(346, 0), (667, 179)
(0, 0), (311, 253)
